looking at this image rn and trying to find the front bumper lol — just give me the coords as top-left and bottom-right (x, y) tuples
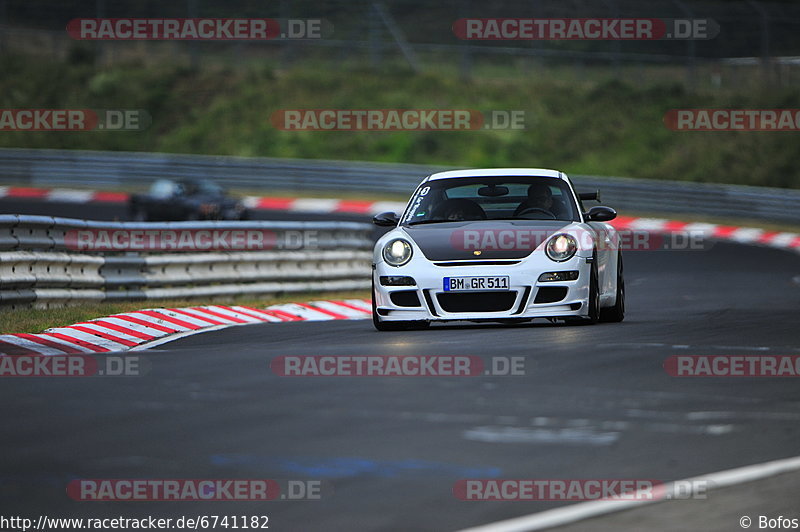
(373, 254), (592, 323)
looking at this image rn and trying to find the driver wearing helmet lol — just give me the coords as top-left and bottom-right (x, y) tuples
(513, 183), (554, 217)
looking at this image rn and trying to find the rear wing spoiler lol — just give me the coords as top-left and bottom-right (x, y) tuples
(579, 190), (601, 202)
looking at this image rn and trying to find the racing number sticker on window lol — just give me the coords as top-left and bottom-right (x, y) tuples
(403, 185), (430, 223)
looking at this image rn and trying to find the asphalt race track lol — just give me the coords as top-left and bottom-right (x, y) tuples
(2, 238), (799, 531)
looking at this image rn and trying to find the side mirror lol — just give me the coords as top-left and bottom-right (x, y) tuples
(586, 206), (617, 222)
(579, 190), (601, 202)
(372, 211), (400, 227)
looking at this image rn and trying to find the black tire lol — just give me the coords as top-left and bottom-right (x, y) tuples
(585, 255), (601, 324)
(564, 252), (600, 325)
(600, 252), (625, 323)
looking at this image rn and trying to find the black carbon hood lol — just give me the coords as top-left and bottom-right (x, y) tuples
(402, 220), (573, 261)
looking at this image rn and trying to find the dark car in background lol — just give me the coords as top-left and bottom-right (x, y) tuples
(128, 178), (249, 221)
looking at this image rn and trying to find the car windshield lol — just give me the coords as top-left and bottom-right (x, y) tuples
(402, 176), (580, 225)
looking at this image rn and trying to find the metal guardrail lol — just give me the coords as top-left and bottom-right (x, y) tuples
(1, 148), (799, 225)
(0, 215), (373, 309)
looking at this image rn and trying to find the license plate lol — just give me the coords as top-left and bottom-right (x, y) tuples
(443, 276), (510, 291)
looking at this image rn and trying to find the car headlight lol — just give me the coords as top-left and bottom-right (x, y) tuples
(545, 234), (578, 262)
(382, 239), (413, 267)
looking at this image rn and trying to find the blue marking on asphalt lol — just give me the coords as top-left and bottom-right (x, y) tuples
(211, 455), (501, 478)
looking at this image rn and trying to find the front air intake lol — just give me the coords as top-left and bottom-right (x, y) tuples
(436, 292), (517, 313)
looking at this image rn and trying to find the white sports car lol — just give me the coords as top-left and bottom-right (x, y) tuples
(371, 168), (625, 330)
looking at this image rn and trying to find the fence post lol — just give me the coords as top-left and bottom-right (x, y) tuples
(372, 2), (421, 73)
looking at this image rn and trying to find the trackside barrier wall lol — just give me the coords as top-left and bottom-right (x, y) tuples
(0, 215), (373, 309)
(1, 148), (799, 224)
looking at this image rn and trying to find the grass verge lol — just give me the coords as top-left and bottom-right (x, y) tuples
(1, 54), (799, 189)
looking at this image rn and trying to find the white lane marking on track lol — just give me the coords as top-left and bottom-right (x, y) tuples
(463, 426), (620, 446)
(687, 411), (800, 422)
(598, 342), (791, 352)
(456, 454), (800, 532)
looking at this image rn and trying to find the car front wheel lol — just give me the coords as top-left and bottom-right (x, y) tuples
(565, 252), (599, 325)
(600, 252), (625, 323)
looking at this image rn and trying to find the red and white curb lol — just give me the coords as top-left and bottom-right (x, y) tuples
(0, 185), (405, 215)
(0, 186), (128, 203)
(0, 299), (371, 356)
(610, 215), (800, 253)
(240, 196), (406, 215)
